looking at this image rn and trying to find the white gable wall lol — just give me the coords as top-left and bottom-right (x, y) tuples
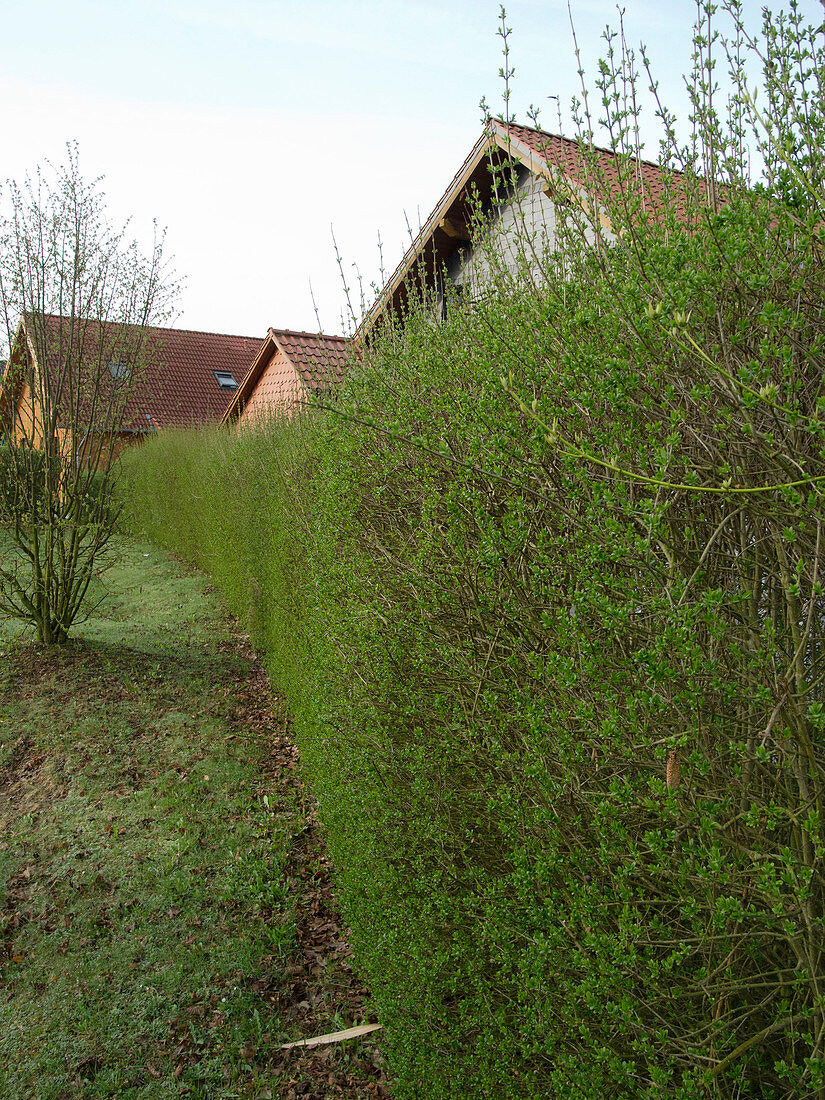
(443, 164), (612, 305)
(447, 168), (558, 299)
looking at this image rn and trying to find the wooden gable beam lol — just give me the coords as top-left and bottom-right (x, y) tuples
(438, 216), (471, 242)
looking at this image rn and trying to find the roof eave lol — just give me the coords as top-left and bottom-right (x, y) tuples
(490, 121), (553, 181)
(221, 329), (276, 424)
(355, 121), (569, 341)
(355, 127), (502, 340)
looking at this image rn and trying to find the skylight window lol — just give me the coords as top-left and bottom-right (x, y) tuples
(214, 371), (238, 390)
(108, 360), (130, 380)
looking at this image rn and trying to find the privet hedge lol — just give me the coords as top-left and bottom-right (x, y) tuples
(121, 7), (825, 1097)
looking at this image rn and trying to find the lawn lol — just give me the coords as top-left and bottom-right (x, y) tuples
(0, 538), (387, 1099)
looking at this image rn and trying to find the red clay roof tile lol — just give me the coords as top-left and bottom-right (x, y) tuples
(30, 315), (261, 431)
(499, 121), (701, 219)
(224, 328), (349, 422)
(270, 329), (349, 391)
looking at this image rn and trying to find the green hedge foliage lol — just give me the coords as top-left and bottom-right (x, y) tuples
(121, 200), (825, 1100)
(120, 10), (825, 1093)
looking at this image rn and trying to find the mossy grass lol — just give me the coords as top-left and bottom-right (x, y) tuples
(0, 539), (308, 1098)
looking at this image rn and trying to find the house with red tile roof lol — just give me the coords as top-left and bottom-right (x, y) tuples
(222, 327), (349, 426)
(358, 119), (706, 338)
(0, 313), (261, 461)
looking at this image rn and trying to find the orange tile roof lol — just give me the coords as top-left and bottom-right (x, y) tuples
(498, 121), (700, 219)
(270, 329), (349, 390)
(20, 315), (262, 432)
(134, 324), (262, 428)
(225, 328), (349, 422)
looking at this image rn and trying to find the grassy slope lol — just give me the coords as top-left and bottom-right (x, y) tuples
(0, 539), (386, 1099)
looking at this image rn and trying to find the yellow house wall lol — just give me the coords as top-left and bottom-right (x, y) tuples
(8, 387), (140, 468)
(68, 428), (142, 469)
(10, 380), (46, 448)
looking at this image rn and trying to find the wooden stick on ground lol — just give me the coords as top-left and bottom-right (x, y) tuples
(281, 1023), (383, 1050)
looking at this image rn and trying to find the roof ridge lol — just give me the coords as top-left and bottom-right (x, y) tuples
(495, 119), (687, 178)
(270, 326), (348, 342)
(37, 313), (261, 343)
(136, 322), (261, 341)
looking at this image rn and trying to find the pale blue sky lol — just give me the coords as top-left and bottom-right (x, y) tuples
(1, 0), (821, 336)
